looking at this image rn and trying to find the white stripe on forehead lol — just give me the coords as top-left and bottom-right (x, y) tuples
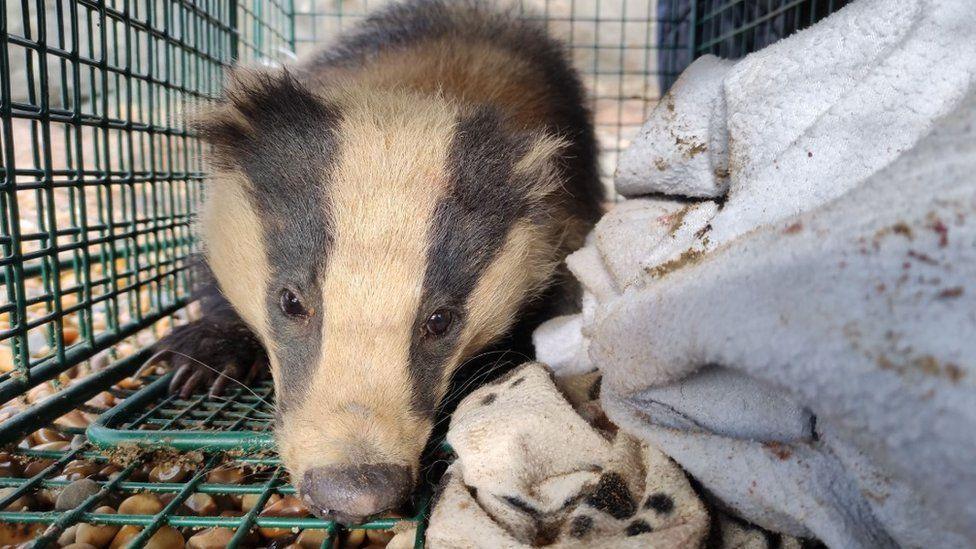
(199, 172), (272, 345)
(312, 87), (458, 407)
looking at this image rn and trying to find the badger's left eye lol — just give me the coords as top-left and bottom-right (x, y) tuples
(279, 289), (309, 318)
(424, 309), (453, 337)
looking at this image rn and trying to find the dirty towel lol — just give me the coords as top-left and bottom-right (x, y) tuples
(425, 362), (807, 548)
(535, 0), (976, 547)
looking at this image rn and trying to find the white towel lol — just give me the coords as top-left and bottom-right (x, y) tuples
(534, 1), (976, 546)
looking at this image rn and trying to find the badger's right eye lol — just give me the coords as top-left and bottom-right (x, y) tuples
(279, 289), (309, 318)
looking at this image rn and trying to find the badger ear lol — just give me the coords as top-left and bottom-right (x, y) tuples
(192, 68), (335, 169)
(511, 132), (569, 204)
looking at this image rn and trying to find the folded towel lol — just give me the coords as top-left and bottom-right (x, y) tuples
(617, 0), (976, 248)
(534, 1), (976, 546)
(615, 56), (733, 198)
(426, 363), (808, 548)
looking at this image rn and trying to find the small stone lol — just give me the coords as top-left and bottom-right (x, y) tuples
(184, 493), (218, 516)
(76, 506), (121, 547)
(62, 460), (100, 481)
(242, 492), (278, 513)
(366, 528), (395, 545)
(142, 526), (184, 549)
(108, 525), (141, 549)
(148, 463), (187, 483)
(206, 467), (245, 484)
(117, 493), (163, 515)
(0, 487), (32, 511)
(56, 479), (101, 510)
(187, 527), (234, 549)
(296, 528), (328, 548)
(258, 495), (309, 539)
(57, 524), (78, 546)
(31, 427), (68, 445)
(33, 440), (70, 451)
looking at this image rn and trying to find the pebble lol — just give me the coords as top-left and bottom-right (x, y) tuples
(33, 440), (70, 451)
(0, 345), (13, 373)
(142, 526), (185, 549)
(35, 487), (58, 509)
(114, 377), (143, 390)
(58, 524), (78, 545)
(186, 527), (234, 549)
(258, 495), (310, 539)
(61, 460), (100, 481)
(296, 528), (329, 548)
(56, 478), (101, 510)
(344, 528), (365, 547)
(86, 391), (115, 409)
(149, 463), (188, 483)
(0, 452), (23, 477)
(31, 427), (68, 445)
(108, 525), (141, 549)
(386, 528), (417, 549)
(0, 487), (32, 512)
(184, 493), (218, 516)
(75, 506), (120, 547)
(205, 467), (245, 484)
(26, 382), (55, 403)
(98, 464), (123, 481)
(63, 326), (80, 345)
(55, 409), (91, 429)
(241, 492), (279, 513)
(117, 493), (163, 515)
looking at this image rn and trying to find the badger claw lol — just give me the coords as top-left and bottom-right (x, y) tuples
(142, 316), (266, 399)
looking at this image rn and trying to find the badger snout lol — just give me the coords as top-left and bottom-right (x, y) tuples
(300, 463), (412, 524)
(275, 397), (429, 525)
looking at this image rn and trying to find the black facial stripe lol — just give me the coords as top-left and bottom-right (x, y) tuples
(407, 107), (536, 416)
(306, 0), (604, 224)
(201, 72), (341, 411)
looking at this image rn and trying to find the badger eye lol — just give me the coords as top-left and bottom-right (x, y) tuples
(279, 289), (308, 318)
(424, 309), (453, 337)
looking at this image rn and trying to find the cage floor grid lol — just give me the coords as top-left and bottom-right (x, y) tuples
(89, 373), (278, 452)
(0, 375), (432, 548)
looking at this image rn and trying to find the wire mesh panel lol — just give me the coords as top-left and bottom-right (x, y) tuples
(0, 373), (433, 547)
(0, 0), (293, 437)
(658, 0), (850, 90)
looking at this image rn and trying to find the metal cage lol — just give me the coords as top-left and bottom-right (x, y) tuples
(0, 1), (845, 547)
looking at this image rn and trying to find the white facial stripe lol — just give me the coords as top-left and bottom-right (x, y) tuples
(303, 88), (457, 432)
(459, 219), (559, 357)
(199, 171), (272, 346)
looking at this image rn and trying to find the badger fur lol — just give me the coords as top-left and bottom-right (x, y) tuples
(152, 0), (603, 523)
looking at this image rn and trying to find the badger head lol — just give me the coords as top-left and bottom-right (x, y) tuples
(195, 70), (571, 523)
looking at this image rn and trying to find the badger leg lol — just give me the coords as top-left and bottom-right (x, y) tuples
(141, 261), (267, 398)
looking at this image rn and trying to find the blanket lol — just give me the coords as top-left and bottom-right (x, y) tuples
(535, 0), (976, 547)
(424, 363), (810, 548)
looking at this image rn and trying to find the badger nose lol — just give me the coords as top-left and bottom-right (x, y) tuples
(300, 463), (412, 524)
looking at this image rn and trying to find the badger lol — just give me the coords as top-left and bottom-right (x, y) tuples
(149, 0), (603, 524)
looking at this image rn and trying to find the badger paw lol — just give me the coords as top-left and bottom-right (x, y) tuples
(143, 318), (267, 399)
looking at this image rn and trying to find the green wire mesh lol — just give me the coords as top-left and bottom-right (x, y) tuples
(659, 0), (851, 90)
(0, 0), (846, 547)
(0, 374), (430, 547)
(0, 0), (294, 444)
